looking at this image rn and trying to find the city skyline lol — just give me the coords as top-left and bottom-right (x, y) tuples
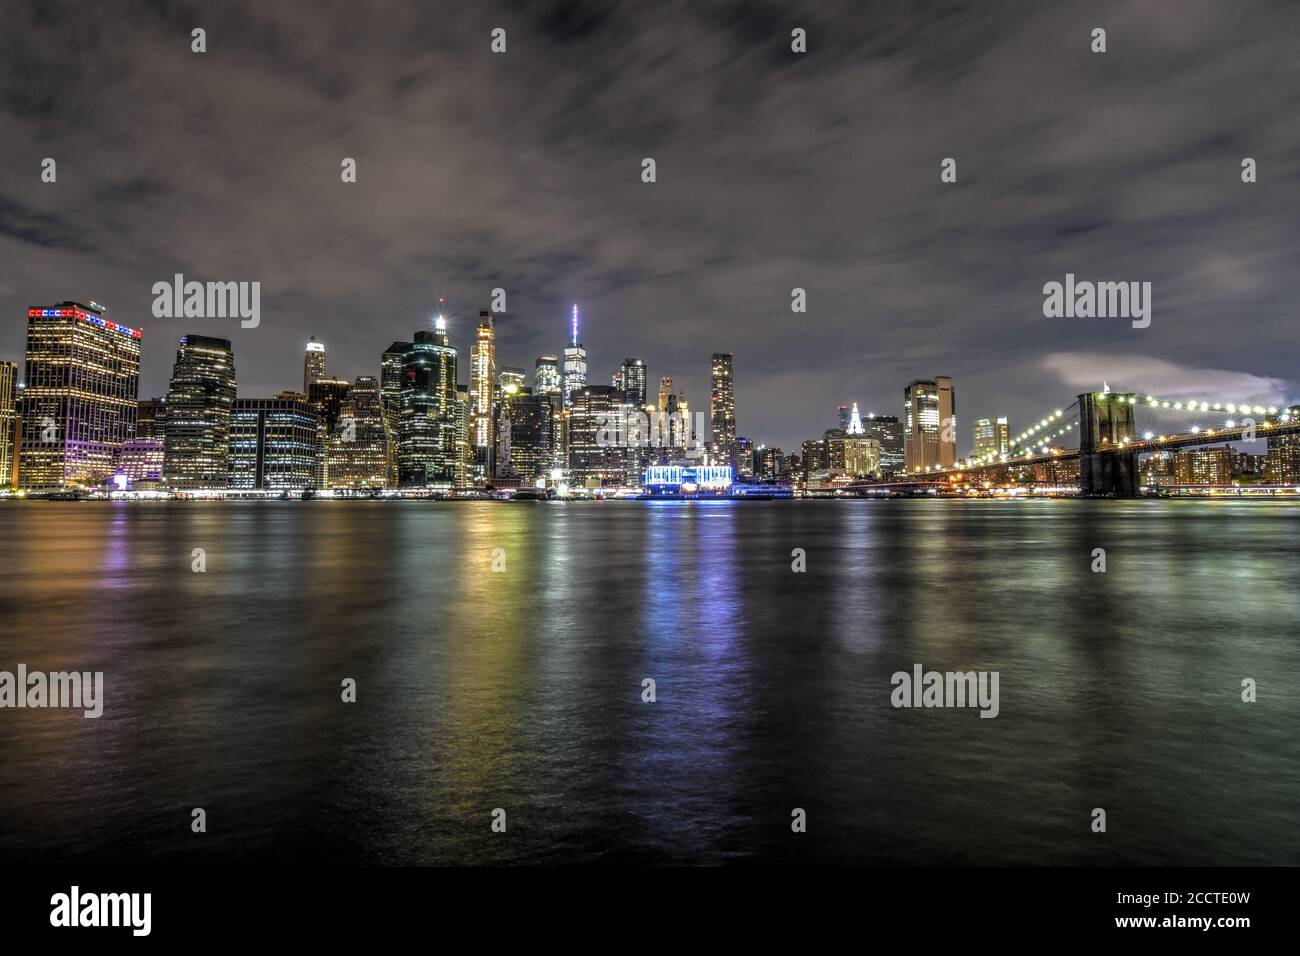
(3, 1), (1298, 455)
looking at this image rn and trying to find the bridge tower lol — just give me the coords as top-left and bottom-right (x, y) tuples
(1078, 391), (1140, 496)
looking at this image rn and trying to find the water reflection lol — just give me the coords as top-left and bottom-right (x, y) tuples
(0, 499), (1295, 865)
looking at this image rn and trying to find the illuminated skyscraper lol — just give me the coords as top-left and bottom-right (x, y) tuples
(620, 358), (647, 409)
(398, 317), (459, 487)
(380, 341), (410, 485)
(709, 353), (736, 468)
(657, 376), (673, 413)
(801, 438), (828, 480)
(904, 377), (955, 472)
(863, 413), (905, 476)
(499, 393), (553, 481)
(454, 384), (471, 487)
(230, 393), (321, 490)
(534, 355), (562, 398)
(162, 335), (237, 488)
(847, 402), (865, 435)
(844, 435), (882, 477)
(0, 361), (16, 486)
(498, 367), (527, 395)
(307, 377), (351, 487)
(307, 378), (351, 436)
(562, 304), (587, 408)
(326, 376), (390, 490)
(381, 342), (412, 414)
(973, 416), (1010, 458)
(304, 336), (326, 393)
(20, 302), (141, 489)
(471, 311), (496, 480)
(568, 385), (627, 486)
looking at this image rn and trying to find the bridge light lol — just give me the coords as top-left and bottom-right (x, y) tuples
(1129, 396), (1137, 404)
(1268, 406), (1278, 414)
(1253, 405), (1265, 415)
(1200, 402), (1208, 411)
(1226, 419), (1235, 428)
(1190, 425), (1200, 434)
(1147, 396), (1156, 404)
(1143, 431), (1153, 439)
(1213, 403), (1222, 410)
(1174, 402), (1183, 410)
(1162, 402), (1170, 409)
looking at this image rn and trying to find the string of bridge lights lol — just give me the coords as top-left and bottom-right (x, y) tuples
(917, 390), (1297, 477)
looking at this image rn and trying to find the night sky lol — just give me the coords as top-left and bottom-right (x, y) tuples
(2, 0), (1297, 453)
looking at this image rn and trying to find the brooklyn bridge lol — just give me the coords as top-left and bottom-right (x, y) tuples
(847, 390), (1300, 497)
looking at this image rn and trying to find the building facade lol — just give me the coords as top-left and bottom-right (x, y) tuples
(709, 352), (736, 468)
(163, 335), (237, 489)
(568, 385), (628, 486)
(303, 337), (326, 393)
(326, 376), (391, 490)
(20, 302), (141, 489)
(904, 377), (955, 473)
(398, 321), (459, 487)
(229, 393), (320, 490)
(0, 361), (16, 487)
(973, 416), (1010, 458)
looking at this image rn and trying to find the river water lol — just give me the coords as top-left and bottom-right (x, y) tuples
(0, 498), (1296, 864)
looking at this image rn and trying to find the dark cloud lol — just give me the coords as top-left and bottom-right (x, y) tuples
(0, 0), (1297, 453)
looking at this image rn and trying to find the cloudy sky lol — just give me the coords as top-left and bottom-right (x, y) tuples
(2, 0), (1297, 452)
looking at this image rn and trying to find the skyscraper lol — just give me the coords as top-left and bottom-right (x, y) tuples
(863, 413), (905, 477)
(229, 393), (320, 490)
(568, 385), (627, 486)
(380, 342), (412, 415)
(307, 378), (351, 436)
(534, 355), (562, 398)
(163, 335), (237, 488)
(136, 398), (165, 439)
(620, 358), (647, 409)
(471, 311), (496, 480)
(847, 402), (865, 435)
(398, 318), (459, 487)
(380, 341), (411, 485)
(303, 336), (326, 393)
(904, 377), (955, 472)
(709, 353), (736, 469)
(657, 376), (673, 413)
(307, 377), (351, 487)
(326, 376), (390, 490)
(973, 416), (1010, 458)
(562, 304), (587, 408)
(0, 361), (16, 487)
(498, 393), (553, 481)
(20, 302), (141, 489)
(498, 367), (527, 395)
